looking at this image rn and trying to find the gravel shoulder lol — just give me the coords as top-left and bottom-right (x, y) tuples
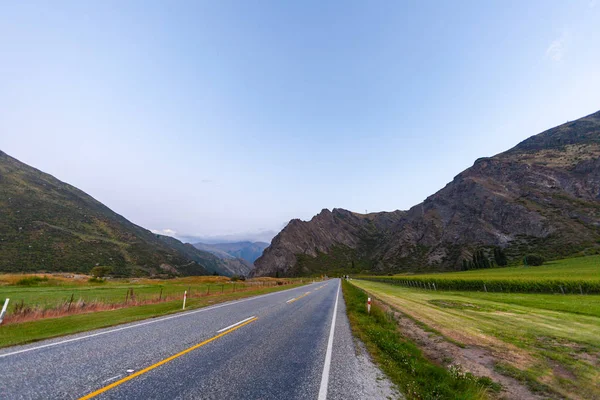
(329, 287), (402, 400)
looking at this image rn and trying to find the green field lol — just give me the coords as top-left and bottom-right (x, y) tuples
(397, 255), (600, 281)
(362, 255), (600, 294)
(351, 279), (600, 399)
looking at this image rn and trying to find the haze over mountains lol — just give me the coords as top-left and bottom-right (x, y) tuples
(0, 150), (252, 277)
(193, 241), (269, 264)
(253, 110), (600, 277)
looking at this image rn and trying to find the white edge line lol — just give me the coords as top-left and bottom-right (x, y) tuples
(0, 281), (322, 359)
(101, 374), (122, 384)
(216, 316), (256, 333)
(318, 280), (341, 400)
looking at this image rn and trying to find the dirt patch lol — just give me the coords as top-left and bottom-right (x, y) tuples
(550, 362), (576, 381)
(574, 351), (599, 367)
(374, 298), (549, 400)
(429, 299), (501, 312)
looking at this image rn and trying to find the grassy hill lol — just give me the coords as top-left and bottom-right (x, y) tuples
(0, 150), (245, 277)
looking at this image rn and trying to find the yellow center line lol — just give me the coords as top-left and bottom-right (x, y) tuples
(286, 292), (310, 304)
(78, 317), (258, 400)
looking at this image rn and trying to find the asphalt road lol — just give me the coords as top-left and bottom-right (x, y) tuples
(0, 279), (398, 400)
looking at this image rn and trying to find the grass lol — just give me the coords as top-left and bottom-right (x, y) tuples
(0, 280), (306, 348)
(351, 279), (600, 399)
(341, 280), (498, 399)
(363, 254), (600, 294)
(456, 292), (600, 317)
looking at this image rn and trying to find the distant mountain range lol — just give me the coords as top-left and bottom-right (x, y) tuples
(0, 150), (252, 277)
(253, 110), (600, 277)
(193, 241), (269, 264)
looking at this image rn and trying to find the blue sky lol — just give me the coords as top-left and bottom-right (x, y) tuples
(1, 1), (600, 243)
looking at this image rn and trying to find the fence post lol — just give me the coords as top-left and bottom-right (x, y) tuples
(484, 284), (487, 293)
(579, 285), (583, 295)
(182, 291), (187, 310)
(67, 293), (74, 311)
(0, 298), (9, 325)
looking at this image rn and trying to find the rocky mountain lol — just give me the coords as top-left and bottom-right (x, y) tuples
(253, 110), (600, 277)
(0, 150), (245, 277)
(194, 241), (269, 264)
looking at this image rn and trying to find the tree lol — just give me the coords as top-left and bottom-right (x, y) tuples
(493, 247), (508, 266)
(90, 266), (113, 278)
(462, 259), (469, 271)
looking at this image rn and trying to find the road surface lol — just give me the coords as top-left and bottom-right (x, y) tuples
(0, 279), (398, 399)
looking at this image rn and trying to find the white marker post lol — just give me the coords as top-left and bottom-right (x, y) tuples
(182, 291), (187, 310)
(0, 298), (9, 325)
(367, 297), (371, 315)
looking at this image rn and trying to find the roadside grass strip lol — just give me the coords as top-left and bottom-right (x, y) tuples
(78, 317), (258, 399)
(341, 281), (497, 400)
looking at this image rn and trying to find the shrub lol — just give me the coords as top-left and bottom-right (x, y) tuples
(88, 277), (105, 284)
(230, 275), (246, 282)
(524, 254), (544, 266)
(90, 266), (113, 278)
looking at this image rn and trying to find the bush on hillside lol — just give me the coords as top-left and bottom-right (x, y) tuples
(524, 254), (544, 266)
